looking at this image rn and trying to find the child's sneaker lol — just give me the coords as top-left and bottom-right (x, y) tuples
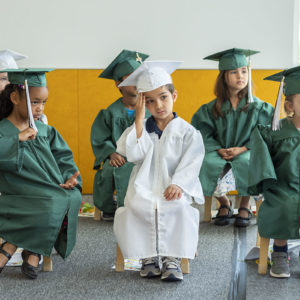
(161, 257), (183, 281)
(140, 257), (161, 278)
(270, 252), (290, 278)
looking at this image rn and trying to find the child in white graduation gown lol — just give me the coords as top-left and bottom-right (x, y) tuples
(114, 61), (204, 282)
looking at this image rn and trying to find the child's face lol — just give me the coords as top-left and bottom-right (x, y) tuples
(225, 67), (248, 93)
(0, 72), (9, 92)
(286, 94), (300, 119)
(144, 85), (177, 121)
(116, 74), (138, 100)
(14, 86), (48, 121)
(29, 87), (48, 120)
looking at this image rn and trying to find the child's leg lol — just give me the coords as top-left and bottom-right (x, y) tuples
(270, 239), (290, 278)
(0, 242), (17, 268)
(238, 196), (251, 218)
(215, 196), (231, 216)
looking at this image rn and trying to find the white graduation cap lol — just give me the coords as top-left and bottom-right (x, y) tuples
(118, 61), (182, 93)
(0, 49), (27, 71)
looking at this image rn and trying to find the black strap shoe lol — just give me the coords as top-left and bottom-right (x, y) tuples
(21, 250), (41, 279)
(234, 207), (253, 227)
(0, 242), (13, 273)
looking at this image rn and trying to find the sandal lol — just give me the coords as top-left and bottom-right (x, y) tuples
(214, 205), (233, 226)
(234, 207), (253, 227)
(0, 242), (14, 273)
(21, 250), (41, 279)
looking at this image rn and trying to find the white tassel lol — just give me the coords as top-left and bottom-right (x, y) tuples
(271, 76), (285, 131)
(25, 80), (38, 132)
(247, 63), (253, 103)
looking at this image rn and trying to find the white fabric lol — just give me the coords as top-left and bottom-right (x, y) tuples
(213, 168), (236, 197)
(118, 61), (182, 93)
(0, 49), (27, 71)
(114, 117), (204, 259)
(39, 114), (48, 125)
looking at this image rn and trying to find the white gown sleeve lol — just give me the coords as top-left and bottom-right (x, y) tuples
(171, 128), (205, 202)
(116, 123), (153, 164)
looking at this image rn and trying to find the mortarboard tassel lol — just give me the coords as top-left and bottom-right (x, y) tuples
(271, 76), (285, 131)
(247, 59), (253, 103)
(25, 79), (38, 132)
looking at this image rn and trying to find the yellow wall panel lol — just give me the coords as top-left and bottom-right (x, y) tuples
(46, 69), (281, 194)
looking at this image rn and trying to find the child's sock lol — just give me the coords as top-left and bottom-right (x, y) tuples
(273, 244), (288, 253)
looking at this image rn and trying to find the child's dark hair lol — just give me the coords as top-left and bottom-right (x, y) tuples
(165, 83), (175, 94)
(0, 84), (23, 121)
(213, 70), (251, 119)
(284, 94), (296, 118)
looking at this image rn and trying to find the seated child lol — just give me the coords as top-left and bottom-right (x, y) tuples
(249, 66), (300, 278)
(114, 61), (205, 281)
(0, 69), (82, 279)
(191, 48), (274, 227)
(91, 49), (150, 221)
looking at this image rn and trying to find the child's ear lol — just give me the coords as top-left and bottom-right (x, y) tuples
(172, 90), (178, 103)
(285, 101), (294, 114)
(10, 91), (19, 105)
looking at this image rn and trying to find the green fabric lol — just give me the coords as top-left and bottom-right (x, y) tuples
(204, 48), (259, 71)
(191, 96), (274, 196)
(5, 68), (54, 87)
(98, 50), (149, 81)
(0, 119), (82, 258)
(91, 98), (151, 211)
(249, 119), (300, 239)
(264, 66), (300, 96)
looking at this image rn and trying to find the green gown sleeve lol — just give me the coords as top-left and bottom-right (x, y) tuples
(191, 104), (221, 152)
(244, 102), (274, 150)
(0, 134), (24, 171)
(90, 109), (116, 169)
(248, 125), (277, 194)
(48, 126), (82, 190)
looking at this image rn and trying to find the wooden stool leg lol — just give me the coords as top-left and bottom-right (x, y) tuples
(181, 258), (190, 274)
(115, 244), (124, 272)
(0, 238), (2, 245)
(43, 256), (53, 272)
(94, 207), (101, 221)
(204, 196), (212, 222)
(258, 237), (270, 274)
(255, 199), (263, 247)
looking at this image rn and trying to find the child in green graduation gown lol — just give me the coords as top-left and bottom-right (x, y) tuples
(0, 69), (82, 279)
(191, 48), (273, 227)
(249, 66), (300, 278)
(91, 49), (150, 220)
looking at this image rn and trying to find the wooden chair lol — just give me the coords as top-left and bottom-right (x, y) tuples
(115, 244), (190, 274)
(94, 207), (102, 221)
(0, 237), (53, 272)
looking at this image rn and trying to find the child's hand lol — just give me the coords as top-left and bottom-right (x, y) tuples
(60, 171), (80, 189)
(217, 148), (228, 159)
(109, 152), (126, 167)
(164, 184), (183, 201)
(135, 93), (145, 139)
(224, 147), (248, 160)
(135, 93), (145, 123)
(19, 128), (37, 141)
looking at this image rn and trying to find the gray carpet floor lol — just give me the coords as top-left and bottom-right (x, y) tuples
(1, 204), (300, 300)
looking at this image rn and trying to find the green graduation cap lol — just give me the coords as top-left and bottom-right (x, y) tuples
(264, 66), (300, 96)
(204, 48), (260, 71)
(5, 68), (54, 87)
(99, 49), (149, 81)
(264, 66), (300, 131)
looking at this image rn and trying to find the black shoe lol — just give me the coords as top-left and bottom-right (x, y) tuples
(0, 242), (13, 274)
(102, 212), (115, 221)
(234, 207), (252, 227)
(21, 250), (41, 279)
(214, 205), (233, 226)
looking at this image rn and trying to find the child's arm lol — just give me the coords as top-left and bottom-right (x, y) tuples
(49, 126), (82, 191)
(135, 93), (145, 139)
(248, 125), (276, 194)
(191, 104), (222, 153)
(170, 127), (205, 202)
(91, 109), (116, 169)
(116, 94), (152, 164)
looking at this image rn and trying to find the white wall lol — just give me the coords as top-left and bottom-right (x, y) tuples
(1, 0), (298, 69)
